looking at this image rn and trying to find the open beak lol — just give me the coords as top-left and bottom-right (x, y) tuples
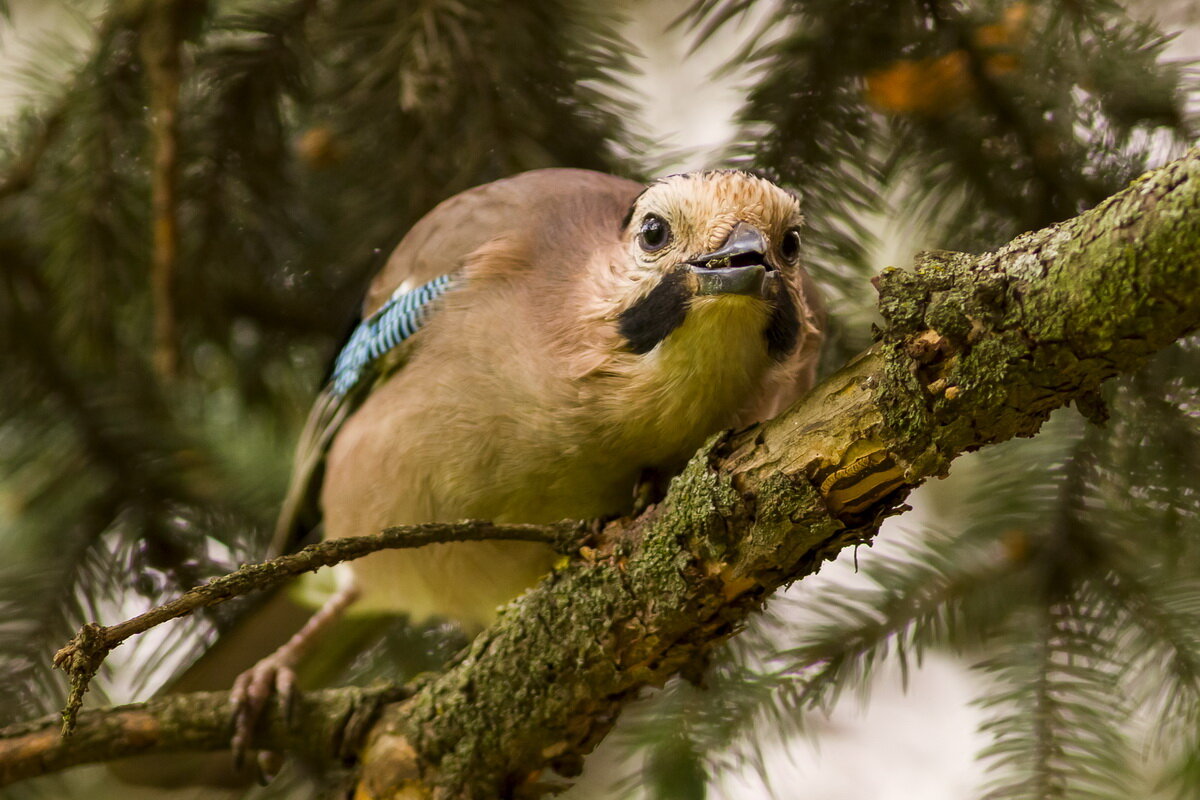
(687, 222), (773, 297)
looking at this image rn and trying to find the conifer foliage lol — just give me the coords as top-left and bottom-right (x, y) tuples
(1, 1), (1198, 797)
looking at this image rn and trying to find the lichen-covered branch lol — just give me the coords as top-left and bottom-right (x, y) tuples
(0, 684), (408, 787)
(356, 149), (1200, 798)
(10, 148), (1200, 797)
(51, 519), (591, 736)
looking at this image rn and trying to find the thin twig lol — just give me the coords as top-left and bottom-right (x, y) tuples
(52, 518), (592, 735)
(140, 0), (186, 379)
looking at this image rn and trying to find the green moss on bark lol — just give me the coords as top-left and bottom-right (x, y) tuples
(355, 148), (1200, 800)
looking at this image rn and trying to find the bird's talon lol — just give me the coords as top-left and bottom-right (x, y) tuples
(229, 656), (297, 777)
(275, 666), (297, 725)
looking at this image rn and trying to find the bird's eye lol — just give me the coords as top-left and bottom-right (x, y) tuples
(638, 214), (671, 252)
(780, 228), (801, 263)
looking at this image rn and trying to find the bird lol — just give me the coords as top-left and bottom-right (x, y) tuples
(172, 167), (825, 773)
(271, 167), (823, 628)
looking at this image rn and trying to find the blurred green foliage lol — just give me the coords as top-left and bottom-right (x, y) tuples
(1, 1), (1199, 798)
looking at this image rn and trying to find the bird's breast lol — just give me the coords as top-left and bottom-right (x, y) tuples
(604, 292), (777, 466)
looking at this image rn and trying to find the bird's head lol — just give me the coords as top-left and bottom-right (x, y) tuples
(612, 170), (806, 358)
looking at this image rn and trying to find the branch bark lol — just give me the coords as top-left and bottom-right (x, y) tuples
(138, 0), (204, 379)
(0, 685), (408, 787)
(52, 520), (592, 736)
(6, 148), (1200, 796)
(356, 148), (1200, 798)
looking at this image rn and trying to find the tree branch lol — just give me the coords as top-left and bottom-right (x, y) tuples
(12, 147), (1200, 797)
(52, 519), (592, 735)
(354, 148), (1200, 798)
(0, 684), (409, 787)
(138, 0), (203, 379)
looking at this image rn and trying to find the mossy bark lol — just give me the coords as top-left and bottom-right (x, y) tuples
(0, 685), (402, 787)
(355, 153), (1200, 799)
(6, 151), (1199, 796)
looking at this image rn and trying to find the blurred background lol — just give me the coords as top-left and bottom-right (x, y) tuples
(2, 0), (1200, 798)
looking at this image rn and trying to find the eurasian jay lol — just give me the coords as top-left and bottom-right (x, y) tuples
(225, 167), (825, 758)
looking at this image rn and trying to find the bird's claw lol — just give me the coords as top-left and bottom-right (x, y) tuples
(230, 654), (297, 774)
(632, 467), (667, 517)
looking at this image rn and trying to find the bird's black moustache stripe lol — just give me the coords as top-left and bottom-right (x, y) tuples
(618, 269), (690, 354)
(620, 270), (802, 357)
(765, 277), (800, 360)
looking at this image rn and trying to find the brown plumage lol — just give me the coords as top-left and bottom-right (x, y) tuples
(110, 168), (825, 786)
(277, 167), (824, 629)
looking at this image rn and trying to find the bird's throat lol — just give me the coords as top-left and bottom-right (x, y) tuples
(616, 293), (775, 464)
(617, 269), (691, 354)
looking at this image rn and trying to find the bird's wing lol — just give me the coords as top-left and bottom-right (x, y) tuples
(268, 275), (456, 557)
(269, 168), (641, 557)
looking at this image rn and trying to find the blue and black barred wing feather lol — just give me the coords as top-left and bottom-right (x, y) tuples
(269, 274), (457, 557)
(268, 170), (626, 556)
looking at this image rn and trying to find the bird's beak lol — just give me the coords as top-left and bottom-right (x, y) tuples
(687, 222), (773, 297)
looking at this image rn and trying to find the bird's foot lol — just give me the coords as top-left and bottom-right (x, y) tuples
(230, 652), (298, 780)
(632, 467), (669, 517)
